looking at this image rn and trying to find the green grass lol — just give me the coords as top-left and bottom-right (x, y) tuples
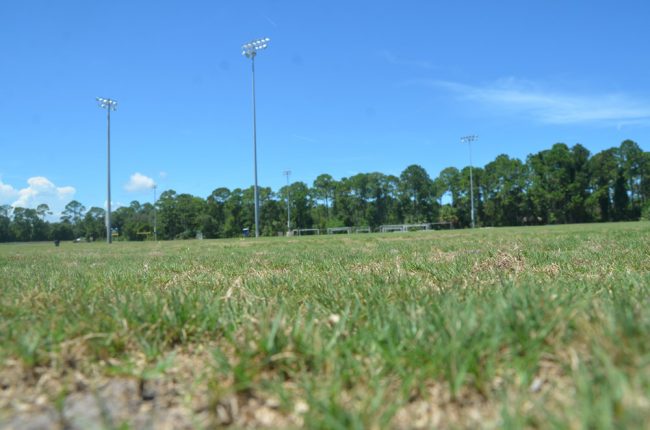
(1, 222), (649, 428)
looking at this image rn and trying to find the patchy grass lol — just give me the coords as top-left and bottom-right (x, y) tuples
(1, 222), (649, 428)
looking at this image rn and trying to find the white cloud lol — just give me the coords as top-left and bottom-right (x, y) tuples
(0, 181), (18, 202)
(14, 177), (76, 208)
(0, 176), (76, 217)
(419, 78), (650, 126)
(125, 173), (156, 192)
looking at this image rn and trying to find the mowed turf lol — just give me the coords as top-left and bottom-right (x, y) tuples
(1, 222), (649, 429)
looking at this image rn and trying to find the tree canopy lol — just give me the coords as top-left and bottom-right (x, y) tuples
(1, 140), (648, 242)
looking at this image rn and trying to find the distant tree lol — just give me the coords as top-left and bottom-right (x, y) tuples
(223, 188), (245, 237)
(383, 174), (402, 224)
(10, 207), (32, 241)
(332, 178), (354, 227)
(157, 190), (181, 239)
(613, 169), (630, 221)
(399, 165), (434, 223)
(82, 207), (106, 240)
(174, 194), (206, 239)
(431, 176), (446, 206)
(642, 152), (650, 205)
(254, 186), (281, 236)
(456, 166), (484, 227)
(0, 205), (13, 242)
(482, 155), (526, 226)
(61, 200), (86, 237)
(260, 191), (284, 236)
(206, 187), (231, 238)
(618, 140), (645, 218)
(287, 182), (313, 229)
(438, 205), (458, 225)
(1, 140), (642, 242)
(240, 187), (257, 234)
(11, 207), (48, 241)
(366, 172), (399, 228)
(61, 200), (86, 225)
(312, 174), (336, 218)
(50, 222), (74, 241)
(437, 167), (461, 208)
(526, 143), (576, 224)
(346, 173), (372, 226)
(31, 209), (49, 240)
(36, 204), (51, 220)
(566, 144), (591, 223)
(587, 148), (618, 221)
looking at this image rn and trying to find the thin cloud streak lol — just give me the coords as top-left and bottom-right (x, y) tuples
(264, 15), (278, 28)
(381, 50), (438, 70)
(415, 78), (650, 125)
(291, 134), (318, 144)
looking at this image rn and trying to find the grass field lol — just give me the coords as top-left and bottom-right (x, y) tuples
(1, 222), (649, 429)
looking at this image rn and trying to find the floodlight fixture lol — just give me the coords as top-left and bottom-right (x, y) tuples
(241, 37), (271, 238)
(96, 97), (118, 111)
(241, 37), (271, 58)
(461, 135), (479, 228)
(461, 135), (478, 144)
(97, 96), (118, 243)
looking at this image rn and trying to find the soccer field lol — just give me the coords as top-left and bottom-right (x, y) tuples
(1, 222), (649, 429)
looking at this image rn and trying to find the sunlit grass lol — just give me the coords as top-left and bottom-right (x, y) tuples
(1, 222), (649, 428)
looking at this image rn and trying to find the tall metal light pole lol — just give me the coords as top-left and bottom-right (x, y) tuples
(283, 170), (291, 233)
(152, 184), (158, 241)
(461, 135), (478, 228)
(97, 97), (118, 243)
(242, 37), (270, 238)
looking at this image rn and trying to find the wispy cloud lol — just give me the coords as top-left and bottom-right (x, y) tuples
(264, 15), (278, 28)
(291, 134), (318, 144)
(125, 173), (156, 192)
(381, 50), (437, 70)
(417, 77), (650, 126)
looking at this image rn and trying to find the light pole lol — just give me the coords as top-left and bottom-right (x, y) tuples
(153, 184), (158, 241)
(283, 170), (291, 233)
(461, 135), (478, 228)
(97, 97), (117, 243)
(242, 37), (270, 238)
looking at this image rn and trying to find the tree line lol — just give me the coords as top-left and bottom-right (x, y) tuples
(1, 140), (648, 242)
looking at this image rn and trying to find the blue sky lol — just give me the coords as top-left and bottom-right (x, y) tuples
(1, 0), (649, 216)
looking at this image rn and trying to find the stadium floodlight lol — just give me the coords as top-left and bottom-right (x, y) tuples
(283, 170), (291, 232)
(96, 97), (118, 243)
(241, 37), (270, 58)
(461, 135), (478, 228)
(241, 37), (270, 238)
